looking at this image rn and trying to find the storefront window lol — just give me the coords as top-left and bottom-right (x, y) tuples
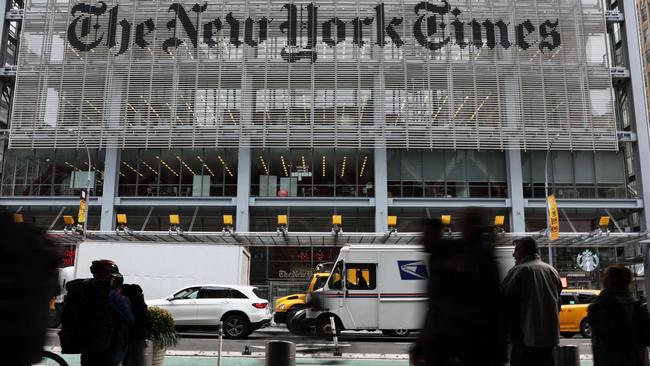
(1, 149), (105, 196)
(251, 149), (373, 197)
(118, 148), (237, 197)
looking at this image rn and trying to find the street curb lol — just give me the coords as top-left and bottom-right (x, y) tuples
(45, 346), (410, 360)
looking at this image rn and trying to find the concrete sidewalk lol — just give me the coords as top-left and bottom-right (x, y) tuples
(50, 352), (595, 366)
(53, 354), (410, 366)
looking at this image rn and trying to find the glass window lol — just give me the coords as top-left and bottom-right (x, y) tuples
(328, 261), (344, 290)
(561, 294), (576, 305)
(174, 287), (199, 299)
(252, 149), (373, 198)
(345, 264), (376, 290)
(198, 288), (231, 299)
(312, 276), (329, 291)
(0, 149), (105, 197)
(252, 288), (267, 300)
(229, 289), (249, 299)
(118, 148), (237, 197)
(577, 293), (598, 304)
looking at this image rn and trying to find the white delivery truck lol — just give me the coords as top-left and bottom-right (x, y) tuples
(74, 241), (250, 299)
(303, 244), (515, 336)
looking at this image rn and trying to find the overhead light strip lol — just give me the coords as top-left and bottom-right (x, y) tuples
(217, 155), (234, 177)
(196, 156), (216, 177)
(156, 156), (179, 177)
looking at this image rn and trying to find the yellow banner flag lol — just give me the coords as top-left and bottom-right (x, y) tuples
(77, 190), (87, 224)
(547, 194), (560, 241)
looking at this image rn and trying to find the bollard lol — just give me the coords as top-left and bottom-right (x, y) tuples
(265, 340), (296, 366)
(329, 316), (342, 356)
(217, 321), (223, 366)
(555, 345), (580, 366)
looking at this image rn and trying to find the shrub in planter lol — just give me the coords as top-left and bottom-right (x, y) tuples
(147, 306), (178, 349)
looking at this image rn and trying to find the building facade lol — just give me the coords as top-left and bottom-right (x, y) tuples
(1, 0), (650, 293)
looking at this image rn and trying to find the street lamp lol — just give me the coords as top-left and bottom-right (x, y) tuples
(68, 128), (92, 239)
(544, 134), (560, 267)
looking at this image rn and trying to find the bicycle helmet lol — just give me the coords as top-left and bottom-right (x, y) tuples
(90, 259), (120, 278)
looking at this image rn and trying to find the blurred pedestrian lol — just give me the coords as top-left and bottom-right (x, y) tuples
(411, 210), (507, 366)
(502, 237), (562, 366)
(59, 259), (134, 366)
(122, 281), (151, 366)
(0, 210), (61, 366)
(588, 265), (650, 366)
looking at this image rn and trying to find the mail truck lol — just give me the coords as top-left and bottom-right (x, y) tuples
(304, 244), (515, 336)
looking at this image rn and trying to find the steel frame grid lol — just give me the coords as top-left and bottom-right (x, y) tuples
(10, 0), (618, 150)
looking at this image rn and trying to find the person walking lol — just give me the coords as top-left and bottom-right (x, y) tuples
(502, 237), (562, 366)
(0, 211), (61, 366)
(411, 210), (507, 366)
(60, 259), (134, 366)
(588, 265), (650, 366)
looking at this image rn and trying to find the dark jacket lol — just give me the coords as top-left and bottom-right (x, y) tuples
(588, 289), (650, 366)
(501, 254), (562, 347)
(121, 284), (151, 340)
(412, 239), (507, 366)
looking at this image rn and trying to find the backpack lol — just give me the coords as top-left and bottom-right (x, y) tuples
(58, 278), (114, 353)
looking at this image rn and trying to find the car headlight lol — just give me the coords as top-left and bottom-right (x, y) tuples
(278, 304), (285, 310)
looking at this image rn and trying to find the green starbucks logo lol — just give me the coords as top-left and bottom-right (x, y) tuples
(577, 249), (599, 272)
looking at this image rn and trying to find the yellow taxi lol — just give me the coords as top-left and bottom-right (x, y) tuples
(560, 289), (600, 338)
(273, 272), (329, 324)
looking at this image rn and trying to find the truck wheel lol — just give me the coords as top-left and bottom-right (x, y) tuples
(285, 307), (303, 325)
(316, 316), (342, 336)
(223, 314), (249, 339)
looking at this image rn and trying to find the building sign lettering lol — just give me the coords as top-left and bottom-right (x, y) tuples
(67, 0), (561, 62)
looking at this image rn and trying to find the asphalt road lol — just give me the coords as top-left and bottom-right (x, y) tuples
(46, 326), (594, 357)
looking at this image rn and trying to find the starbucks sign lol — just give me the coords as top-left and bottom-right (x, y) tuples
(576, 249), (599, 272)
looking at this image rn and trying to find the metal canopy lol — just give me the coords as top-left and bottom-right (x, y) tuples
(48, 230), (648, 248)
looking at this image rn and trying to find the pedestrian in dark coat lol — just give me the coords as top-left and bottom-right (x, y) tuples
(588, 265), (650, 366)
(502, 236), (562, 366)
(411, 210), (507, 366)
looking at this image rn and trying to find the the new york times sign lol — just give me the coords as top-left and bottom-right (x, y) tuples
(67, 0), (561, 62)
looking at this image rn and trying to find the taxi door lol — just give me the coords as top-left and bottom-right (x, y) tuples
(559, 293), (581, 332)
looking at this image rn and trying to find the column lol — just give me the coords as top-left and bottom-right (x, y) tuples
(373, 75), (388, 233)
(236, 147), (251, 232)
(99, 77), (122, 231)
(620, 1), (650, 304)
(100, 148), (119, 231)
(236, 47), (253, 233)
(507, 150), (526, 233)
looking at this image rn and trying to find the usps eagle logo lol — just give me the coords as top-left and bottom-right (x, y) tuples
(398, 260), (428, 280)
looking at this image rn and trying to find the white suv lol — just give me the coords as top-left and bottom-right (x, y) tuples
(147, 284), (271, 338)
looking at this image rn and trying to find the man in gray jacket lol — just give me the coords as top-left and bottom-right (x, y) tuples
(502, 237), (562, 366)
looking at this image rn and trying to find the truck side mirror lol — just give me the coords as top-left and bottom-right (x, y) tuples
(166, 296), (175, 301)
